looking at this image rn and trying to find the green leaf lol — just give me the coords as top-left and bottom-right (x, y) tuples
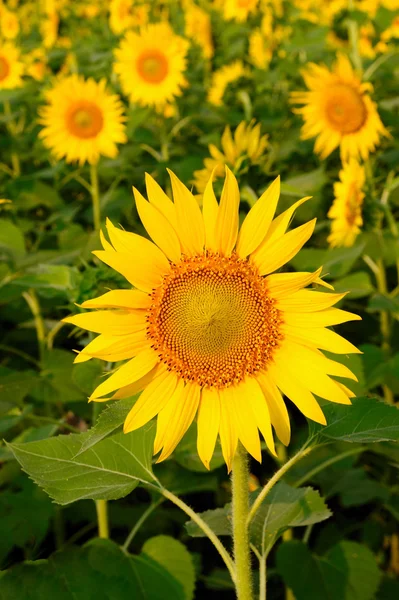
(8, 423), (159, 504)
(155, 462), (218, 496)
(290, 244), (365, 279)
(186, 482), (331, 555)
(276, 540), (381, 600)
(250, 482), (331, 555)
(0, 369), (38, 406)
(0, 538), (185, 600)
(0, 219), (25, 261)
(310, 397), (399, 443)
(332, 271), (374, 299)
(32, 349), (87, 404)
(75, 396), (136, 456)
(142, 535), (196, 600)
(12, 265), (79, 294)
(368, 293), (399, 315)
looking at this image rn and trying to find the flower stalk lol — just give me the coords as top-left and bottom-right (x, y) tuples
(95, 499), (109, 538)
(232, 445), (253, 600)
(90, 162), (101, 231)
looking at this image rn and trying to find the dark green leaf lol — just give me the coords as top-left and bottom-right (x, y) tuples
(276, 540), (381, 600)
(8, 423), (159, 504)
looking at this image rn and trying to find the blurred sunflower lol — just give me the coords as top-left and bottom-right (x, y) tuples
(0, 43), (24, 90)
(184, 1), (213, 58)
(193, 120), (268, 193)
(208, 60), (249, 106)
(38, 75), (127, 165)
(64, 169), (360, 470)
(291, 54), (390, 161)
(114, 23), (189, 108)
(0, 7), (20, 40)
(222, 0), (259, 22)
(109, 0), (149, 34)
(328, 159), (365, 248)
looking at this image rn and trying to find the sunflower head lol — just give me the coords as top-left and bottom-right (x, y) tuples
(184, 1), (214, 59)
(64, 168), (360, 470)
(38, 74), (127, 165)
(193, 120), (268, 193)
(291, 54), (390, 162)
(0, 43), (24, 90)
(113, 22), (189, 108)
(222, 0), (259, 22)
(328, 159), (366, 248)
(207, 60), (250, 107)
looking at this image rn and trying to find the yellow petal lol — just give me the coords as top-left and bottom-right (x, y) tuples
(100, 229), (114, 251)
(335, 381), (355, 399)
(63, 310), (147, 335)
(227, 384), (262, 462)
(145, 172), (177, 229)
(243, 377), (276, 456)
(214, 166), (240, 256)
(123, 370), (178, 433)
(93, 250), (168, 293)
(283, 324), (362, 354)
(153, 379), (185, 455)
(266, 268), (323, 298)
(80, 289), (152, 310)
(219, 388), (238, 472)
(267, 362), (327, 425)
(112, 365), (160, 399)
(89, 347), (159, 400)
(202, 172), (219, 252)
(278, 340), (358, 381)
(256, 371), (291, 446)
(236, 176), (280, 258)
(133, 187), (181, 263)
(283, 308), (361, 328)
(261, 196), (311, 246)
(252, 219), (316, 276)
(157, 382), (201, 461)
(197, 387), (220, 470)
(276, 290), (346, 312)
(168, 169), (205, 255)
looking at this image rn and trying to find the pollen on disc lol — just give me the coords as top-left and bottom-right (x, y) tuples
(147, 252), (282, 388)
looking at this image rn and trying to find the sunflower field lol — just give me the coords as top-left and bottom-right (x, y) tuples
(1, 0), (399, 598)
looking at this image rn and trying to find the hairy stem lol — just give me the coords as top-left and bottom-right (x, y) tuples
(232, 445), (253, 600)
(90, 162), (101, 231)
(95, 499), (109, 538)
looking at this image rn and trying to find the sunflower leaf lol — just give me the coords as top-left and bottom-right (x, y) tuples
(276, 540), (381, 600)
(309, 396), (399, 443)
(75, 396), (137, 456)
(8, 422), (159, 505)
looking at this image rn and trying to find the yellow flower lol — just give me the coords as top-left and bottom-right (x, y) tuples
(64, 169), (360, 470)
(328, 159), (365, 248)
(38, 75), (127, 165)
(0, 43), (24, 90)
(193, 120), (268, 193)
(0, 8), (20, 40)
(291, 54), (390, 162)
(41, 10), (59, 48)
(249, 14), (291, 69)
(208, 60), (249, 106)
(114, 23), (189, 108)
(223, 0), (259, 22)
(185, 1), (213, 59)
(109, 0), (149, 34)
(292, 0), (347, 25)
(25, 48), (48, 81)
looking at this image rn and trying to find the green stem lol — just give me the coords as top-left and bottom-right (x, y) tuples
(53, 507), (65, 549)
(4, 100), (21, 177)
(232, 445), (253, 600)
(161, 488), (236, 585)
(95, 499), (109, 538)
(22, 289), (46, 362)
(122, 500), (161, 552)
(347, 0), (362, 72)
(90, 162), (101, 231)
(247, 445), (312, 526)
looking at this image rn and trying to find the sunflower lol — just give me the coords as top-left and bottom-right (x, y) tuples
(109, 0), (149, 35)
(38, 75), (127, 165)
(113, 23), (189, 108)
(0, 43), (24, 90)
(291, 54), (390, 162)
(222, 0), (259, 22)
(208, 60), (249, 106)
(193, 120), (268, 193)
(64, 169), (360, 470)
(0, 7), (20, 40)
(185, 1), (214, 59)
(328, 159), (365, 248)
